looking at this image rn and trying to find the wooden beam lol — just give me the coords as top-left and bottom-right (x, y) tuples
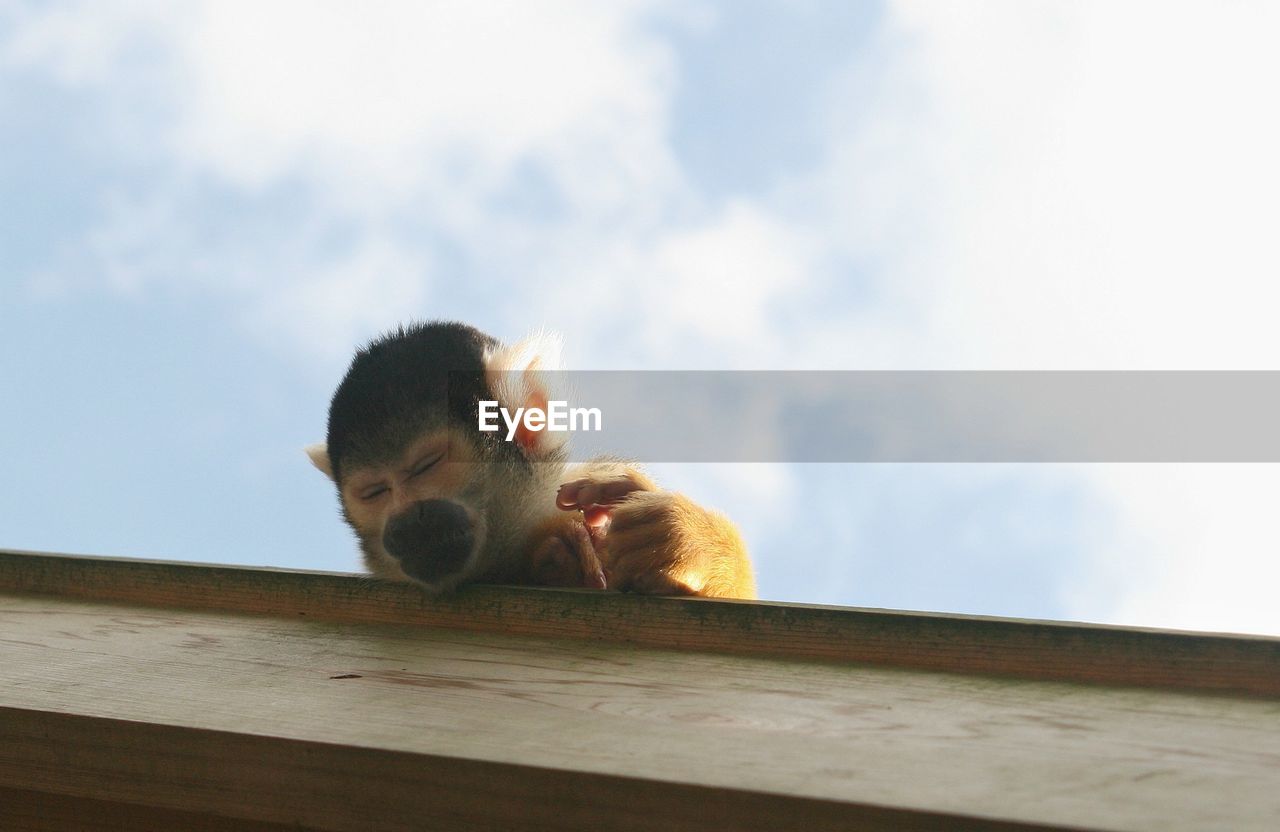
(0, 786), (318, 832)
(1, 548), (1277, 696)
(1, 550), (1278, 831)
(0, 711), (1072, 832)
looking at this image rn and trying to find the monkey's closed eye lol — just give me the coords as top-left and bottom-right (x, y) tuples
(359, 484), (390, 502)
(408, 451), (445, 479)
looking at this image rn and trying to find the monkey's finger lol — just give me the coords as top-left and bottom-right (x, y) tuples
(555, 479), (589, 509)
(557, 476), (648, 511)
(605, 543), (697, 596)
(583, 506), (612, 529)
(573, 476), (616, 509)
(560, 479), (612, 509)
(583, 481), (609, 508)
(584, 513), (611, 553)
(595, 478), (649, 504)
(567, 521), (607, 590)
(528, 536), (582, 588)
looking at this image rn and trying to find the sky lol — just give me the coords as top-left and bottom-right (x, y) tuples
(2, 1), (1279, 635)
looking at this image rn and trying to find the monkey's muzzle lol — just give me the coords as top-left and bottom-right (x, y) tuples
(382, 499), (477, 584)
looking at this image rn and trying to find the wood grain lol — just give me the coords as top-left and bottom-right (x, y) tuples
(2, 590), (1278, 831)
(1, 548), (1278, 696)
(0, 712), (1076, 832)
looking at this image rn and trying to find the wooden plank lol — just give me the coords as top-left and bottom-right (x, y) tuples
(1, 591), (1278, 831)
(0, 711), (1072, 832)
(1, 548), (1278, 696)
(0, 786), (318, 832)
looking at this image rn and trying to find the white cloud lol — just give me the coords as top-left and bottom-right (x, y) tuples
(523, 200), (817, 368)
(652, 202), (811, 344)
(831, 0), (1280, 371)
(2, 1), (701, 348)
(170, 1), (677, 198)
(807, 1), (1280, 633)
(1, 1), (169, 84)
(5, 0), (825, 371)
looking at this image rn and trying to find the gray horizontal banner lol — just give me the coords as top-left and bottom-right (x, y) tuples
(455, 372), (1280, 462)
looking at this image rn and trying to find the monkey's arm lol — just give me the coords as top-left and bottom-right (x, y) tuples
(556, 466), (757, 600)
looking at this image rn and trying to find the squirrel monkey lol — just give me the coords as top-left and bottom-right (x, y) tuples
(306, 321), (756, 599)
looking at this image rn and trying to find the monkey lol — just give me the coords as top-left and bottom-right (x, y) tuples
(305, 321), (757, 599)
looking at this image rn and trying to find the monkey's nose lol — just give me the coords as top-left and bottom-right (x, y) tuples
(382, 499), (476, 584)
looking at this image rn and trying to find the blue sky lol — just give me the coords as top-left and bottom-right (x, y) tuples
(2, 1), (1279, 634)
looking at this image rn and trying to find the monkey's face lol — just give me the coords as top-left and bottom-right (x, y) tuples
(336, 430), (489, 590)
(309, 321), (569, 591)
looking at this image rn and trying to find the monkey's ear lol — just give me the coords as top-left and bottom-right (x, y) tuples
(305, 442), (336, 481)
(484, 330), (567, 458)
(484, 329), (564, 407)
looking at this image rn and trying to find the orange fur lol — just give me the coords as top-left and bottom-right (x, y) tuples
(537, 462), (757, 600)
(603, 490), (756, 599)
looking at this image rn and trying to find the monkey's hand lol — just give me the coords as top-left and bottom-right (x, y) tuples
(557, 474), (756, 599)
(521, 512), (607, 590)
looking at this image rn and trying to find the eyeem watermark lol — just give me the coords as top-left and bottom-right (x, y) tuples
(478, 400), (603, 441)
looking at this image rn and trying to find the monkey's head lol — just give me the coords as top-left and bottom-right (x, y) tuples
(306, 321), (568, 592)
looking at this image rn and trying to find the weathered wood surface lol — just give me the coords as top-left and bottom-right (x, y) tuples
(0, 552), (1278, 831)
(2, 548), (1278, 696)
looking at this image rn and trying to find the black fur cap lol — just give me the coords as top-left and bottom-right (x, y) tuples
(325, 320), (499, 481)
